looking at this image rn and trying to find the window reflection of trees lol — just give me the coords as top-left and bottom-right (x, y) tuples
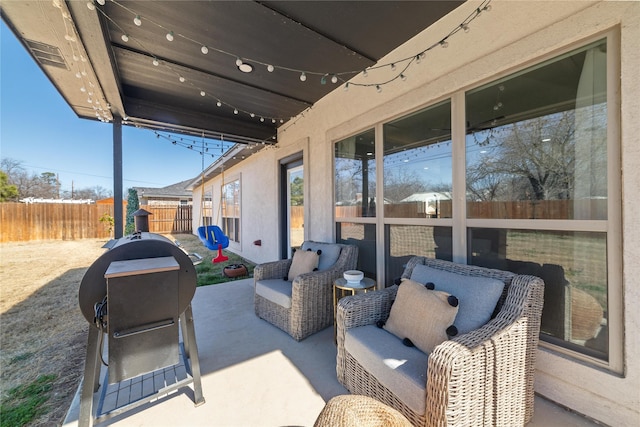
(466, 104), (607, 220)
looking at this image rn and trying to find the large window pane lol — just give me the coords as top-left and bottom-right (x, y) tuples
(383, 100), (452, 218)
(385, 225), (452, 285)
(469, 228), (608, 360)
(222, 179), (240, 242)
(466, 40), (607, 220)
(335, 129), (376, 218)
(337, 222), (376, 280)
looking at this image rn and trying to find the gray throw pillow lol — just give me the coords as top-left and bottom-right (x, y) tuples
(301, 241), (341, 271)
(410, 264), (505, 334)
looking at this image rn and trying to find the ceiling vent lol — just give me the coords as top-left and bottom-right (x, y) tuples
(24, 39), (68, 70)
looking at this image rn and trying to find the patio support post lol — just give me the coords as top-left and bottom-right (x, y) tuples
(113, 117), (123, 238)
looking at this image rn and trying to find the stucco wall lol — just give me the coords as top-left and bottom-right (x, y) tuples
(194, 1), (639, 424)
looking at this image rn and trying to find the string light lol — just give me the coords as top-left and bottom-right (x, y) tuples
(87, 0), (492, 126)
(57, 0), (112, 122)
(149, 129), (275, 159)
(99, 0), (490, 95)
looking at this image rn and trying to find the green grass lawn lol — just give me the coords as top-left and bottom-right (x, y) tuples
(171, 233), (256, 286)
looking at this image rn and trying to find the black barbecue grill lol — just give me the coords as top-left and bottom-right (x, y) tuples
(78, 232), (204, 426)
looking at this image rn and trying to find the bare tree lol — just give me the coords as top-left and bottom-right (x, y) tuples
(383, 167), (429, 202)
(466, 111), (578, 201)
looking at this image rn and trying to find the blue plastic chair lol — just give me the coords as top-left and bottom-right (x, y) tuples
(197, 225), (229, 250)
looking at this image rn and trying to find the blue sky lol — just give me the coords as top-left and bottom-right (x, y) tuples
(0, 21), (211, 195)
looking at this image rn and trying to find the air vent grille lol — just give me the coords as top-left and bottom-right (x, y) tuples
(24, 39), (68, 70)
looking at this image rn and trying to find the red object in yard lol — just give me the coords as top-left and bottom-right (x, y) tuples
(212, 244), (229, 263)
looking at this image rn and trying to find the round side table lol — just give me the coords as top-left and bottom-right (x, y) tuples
(333, 277), (376, 341)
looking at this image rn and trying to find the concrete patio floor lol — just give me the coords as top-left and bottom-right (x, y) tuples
(64, 279), (602, 427)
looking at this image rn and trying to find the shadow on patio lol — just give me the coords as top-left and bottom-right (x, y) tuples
(64, 279), (601, 427)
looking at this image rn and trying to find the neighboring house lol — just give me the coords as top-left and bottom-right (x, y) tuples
(134, 179), (193, 206)
(188, 3), (640, 426)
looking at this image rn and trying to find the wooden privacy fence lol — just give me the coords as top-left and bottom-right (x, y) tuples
(0, 203), (192, 242)
(1, 203), (116, 242)
(142, 205), (192, 234)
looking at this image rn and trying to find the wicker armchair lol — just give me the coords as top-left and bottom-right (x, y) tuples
(336, 257), (545, 427)
(254, 241), (358, 341)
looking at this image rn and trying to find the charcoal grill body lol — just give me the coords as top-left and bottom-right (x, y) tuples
(78, 233), (204, 426)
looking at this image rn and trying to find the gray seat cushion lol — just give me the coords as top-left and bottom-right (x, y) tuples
(410, 264), (505, 334)
(345, 325), (429, 415)
(301, 241), (342, 271)
(255, 279), (292, 309)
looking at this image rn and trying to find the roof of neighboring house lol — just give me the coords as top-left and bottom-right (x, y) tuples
(134, 179), (193, 199)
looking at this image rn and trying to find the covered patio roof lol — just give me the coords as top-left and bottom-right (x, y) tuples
(1, 0), (464, 144)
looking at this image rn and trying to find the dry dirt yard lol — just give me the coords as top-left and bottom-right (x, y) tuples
(0, 238), (109, 426)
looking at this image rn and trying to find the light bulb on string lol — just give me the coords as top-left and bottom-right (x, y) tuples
(390, 63), (396, 71)
(121, 34), (129, 42)
(179, 76), (185, 83)
(344, 83), (349, 91)
(400, 74), (407, 81)
(362, 69), (368, 78)
(96, 0), (105, 5)
(201, 45), (208, 54)
(233, 109), (238, 115)
(166, 31), (174, 42)
(331, 75), (338, 84)
(440, 40), (449, 48)
(133, 15), (142, 26)
(235, 57), (243, 67)
(200, 90), (206, 96)
(462, 24), (470, 33)
(320, 75), (327, 85)
(416, 54), (422, 64)
(216, 101), (222, 107)
(87, 2), (95, 11)
(376, 85), (382, 93)
(152, 59), (159, 66)
(300, 72), (307, 82)
(267, 64), (274, 72)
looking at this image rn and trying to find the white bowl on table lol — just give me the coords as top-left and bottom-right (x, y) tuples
(343, 270), (364, 285)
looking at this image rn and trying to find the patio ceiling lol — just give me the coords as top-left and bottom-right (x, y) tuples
(1, 0), (464, 145)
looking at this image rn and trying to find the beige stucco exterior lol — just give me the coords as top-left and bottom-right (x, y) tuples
(192, 2), (640, 424)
